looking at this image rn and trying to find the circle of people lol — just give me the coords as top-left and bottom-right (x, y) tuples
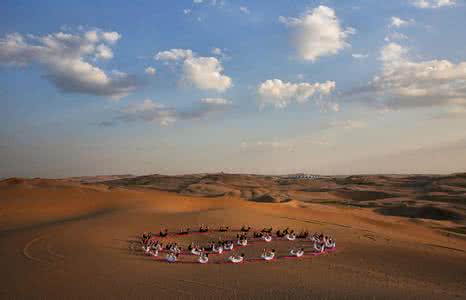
(141, 225), (336, 264)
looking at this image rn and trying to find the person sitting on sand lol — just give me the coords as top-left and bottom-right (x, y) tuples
(240, 226), (251, 232)
(261, 227), (273, 233)
(310, 233), (323, 243)
(276, 230), (285, 238)
(143, 240), (153, 254)
(218, 225), (229, 232)
(237, 236), (248, 246)
(253, 232), (263, 238)
(149, 241), (163, 255)
(203, 242), (214, 252)
(261, 249), (275, 260)
(190, 245), (202, 256)
(297, 230), (309, 239)
(290, 248), (304, 257)
(223, 240), (234, 251)
(324, 236), (336, 249)
(188, 242), (195, 252)
(283, 228), (290, 235)
(142, 232), (153, 244)
(199, 225), (209, 233)
(171, 243), (181, 254)
(149, 244), (161, 257)
(212, 243), (224, 254)
(166, 252), (178, 263)
(159, 229), (168, 237)
(198, 252), (209, 264)
(285, 232), (296, 241)
(313, 242), (325, 253)
(262, 233), (272, 242)
(228, 253), (245, 263)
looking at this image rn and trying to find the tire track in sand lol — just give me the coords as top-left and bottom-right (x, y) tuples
(23, 234), (65, 264)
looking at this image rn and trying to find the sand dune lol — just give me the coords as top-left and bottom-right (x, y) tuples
(0, 175), (465, 299)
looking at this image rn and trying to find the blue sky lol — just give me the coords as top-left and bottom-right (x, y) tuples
(1, 0), (466, 177)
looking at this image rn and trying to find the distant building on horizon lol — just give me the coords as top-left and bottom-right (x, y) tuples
(283, 173), (320, 179)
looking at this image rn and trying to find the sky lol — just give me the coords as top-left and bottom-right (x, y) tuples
(1, 0), (466, 177)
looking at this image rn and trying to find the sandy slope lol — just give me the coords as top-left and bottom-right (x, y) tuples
(0, 178), (465, 299)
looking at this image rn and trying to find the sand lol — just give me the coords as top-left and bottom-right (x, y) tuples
(0, 176), (465, 299)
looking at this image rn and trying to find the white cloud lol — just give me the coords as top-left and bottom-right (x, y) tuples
(155, 48), (193, 61)
(390, 17), (412, 28)
(257, 79), (336, 109)
(371, 42), (466, 109)
(0, 29), (136, 99)
(117, 97), (232, 126)
(183, 56), (232, 92)
(193, 0), (203, 3)
(279, 5), (355, 62)
(352, 53), (369, 59)
(410, 0), (456, 8)
(239, 6), (250, 14)
(95, 44), (113, 60)
(155, 48), (232, 92)
(145, 66), (156, 76)
(101, 31), (121, 44)
(120, 99), (177, 126)
(183, 9), (192, 15)
(200, 97), (231, 105)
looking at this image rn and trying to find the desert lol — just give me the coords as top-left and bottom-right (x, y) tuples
(1, 173), (465, 299)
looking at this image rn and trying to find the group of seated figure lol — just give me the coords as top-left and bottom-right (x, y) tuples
(140, 226), (336, 263)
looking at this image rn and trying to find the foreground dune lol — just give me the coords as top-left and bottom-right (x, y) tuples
(0, 177), (465, 299)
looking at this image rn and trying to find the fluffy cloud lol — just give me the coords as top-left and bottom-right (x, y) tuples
(145, 66), (156, 76)
(183, 56), (232, 92)
(279, 5), (355, 61)
(356, 42), (466, 110)
(257, 79), (336, 109)
(0, 29), (135, 99)
(390, 17), (412, 28)
(117, 97), (232, 126)
(410, 0), (456, 8)
(155, 48), (232, 92)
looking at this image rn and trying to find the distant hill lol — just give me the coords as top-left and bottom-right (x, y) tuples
(104, 172), (466, 222)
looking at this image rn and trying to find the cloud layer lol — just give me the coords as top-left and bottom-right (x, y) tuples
(0, 29), (136, 99)
(279, 5), (355, 61)
(410, 0), (456, 8)
(258, 79), (336, 109)
(117, 97), (232, 126)
(373, 42), (466, 109)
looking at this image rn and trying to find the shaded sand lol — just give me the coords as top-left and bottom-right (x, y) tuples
(0, 178), (465, 299)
